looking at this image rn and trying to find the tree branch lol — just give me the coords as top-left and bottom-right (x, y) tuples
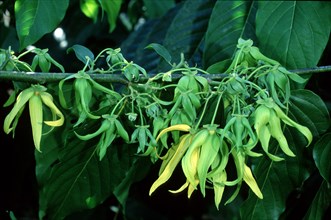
(0, 65), (330, 84)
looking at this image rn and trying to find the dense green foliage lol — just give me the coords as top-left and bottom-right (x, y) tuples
(1, 1), (331, 219)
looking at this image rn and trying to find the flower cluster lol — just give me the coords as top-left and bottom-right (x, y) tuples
(2, 39), (313, 208)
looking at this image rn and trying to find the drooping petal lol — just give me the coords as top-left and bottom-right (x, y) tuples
(269, 110), (295, 157)
(158, 144), (178, 175)
(114, 119), (129, 142)
(149, 134), (191, 195)
(29, 93), (43, 151)
(224, 149), (245, 205)
(75, 119), (112, 141)
(187, 181), (198, 198)
(182, 130), (209, 188)
(58, 74), (77, 109)
(3, 87), (34, 134)
(213, 170), (227, 209)
(90, 79), (121, 100)
(40, 92), (64, 127)
(168, 181), (189, 194)
(76, 78), (100, 120)
(273, 104), (312, 146)
(98, 130), (116, 161)
(198, 134), (218, 196)
(156, 124), (191, 142)
(243, 164), (263, 199)
(259, 125), (284, 161)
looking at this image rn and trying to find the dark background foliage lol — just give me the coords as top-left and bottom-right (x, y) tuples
(1, 0), (330, 219)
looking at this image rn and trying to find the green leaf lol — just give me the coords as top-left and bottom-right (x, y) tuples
(145, 43), (172, 65)
(313, 133), (331, 184)
(303, 180), (331, 220)
(14, 0), (69, 51)
(99, 0), (122, 32)
(142, 0), (175, 19)
(121, 4), (182, 72)
(113, 157), (151, 212)
(256, 1), (331, 69)
(159, 0), (216, 70)
(0, 26), (20, 50)
(67, 44), (95, 65)
(203, 1), (256, 69)
(121, 20), (162, 72)
(289, 89), (330, 137)
(36, 124), (135, 220)
(80, 0), (99, 22)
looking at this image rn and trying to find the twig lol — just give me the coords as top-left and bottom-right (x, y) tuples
(0, 65), (330, 84)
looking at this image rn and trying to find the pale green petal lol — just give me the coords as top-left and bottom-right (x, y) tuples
(243, 164), (263, 199)
(260, 125), (284, 161)
(273, 104), (312, 146)
(213, 170), (227, 209)
(29, 94), (43, 152)
(198, 134), (218, 196)
(40, 92), (64, 127)
(3, 87), (34, 134)
(269, 109), (295, 157)
(181, 130), (209, 188)
(168, 181), (189, 194)
(149, 134), (191, 195)
(75, 120), (112, 141)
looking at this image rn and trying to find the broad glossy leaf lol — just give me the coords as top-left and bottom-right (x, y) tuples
(36, 123), (135, 220)
(142, 0), (175, 19)
(289, 90), (330, 137)
(113, 157), (151, 212)
(121, 4), (183, 73)
(99, 0), (122, 32)
(313, 133), (331, 184)
(120, 20), (157, 63)
(159, 0), (215, 69)
(256, 1), (331, 69)
(303, 180), (331, 220)
(14, 0), (69, 51)
(0, 26), (19, 50)
(203, 1), (256, 69)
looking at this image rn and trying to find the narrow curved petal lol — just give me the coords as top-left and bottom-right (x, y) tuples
(75, 120), (112, 141)
(149, 134), (191, 195)
(168, 181), (189, 194)
(58, 74), (77, 109)
(213, 170), (227, 209)
(40, 92), (64, 127)
(273, 104), (312, 146)
(156, 124), (191, 142)
(269, 110), (295, 157)
(90, 80), (121, 100)
(243, 164), (263, 199)
(3, 87), (34, 134)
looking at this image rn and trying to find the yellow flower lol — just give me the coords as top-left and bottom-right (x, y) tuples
(149, 124), (192, 195)
(3, 85), (64, 151)
(254, 99), (313, 161)
(149, 133), (192, 195)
